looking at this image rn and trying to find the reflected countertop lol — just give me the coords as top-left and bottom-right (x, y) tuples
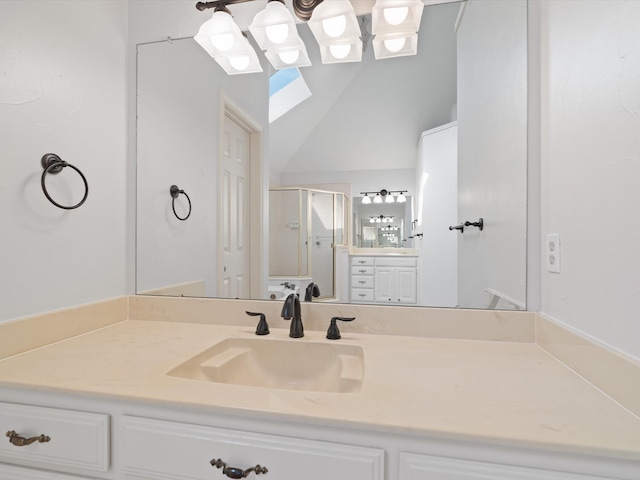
(0, 319), (638, 462)
(349, 247), (418, 256)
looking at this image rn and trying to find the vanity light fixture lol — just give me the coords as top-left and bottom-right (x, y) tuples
(360, 189), (408, 204)
(369, 215), (394, 223)
(194, 0), (427, 75)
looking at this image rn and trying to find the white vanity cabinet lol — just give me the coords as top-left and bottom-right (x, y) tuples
(398, 453), (612, 480)
(121, 415), (385, 480)
(0, 391), (635, 480)
(351, 256), (417, 304)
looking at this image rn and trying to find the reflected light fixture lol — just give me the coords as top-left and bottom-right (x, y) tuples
(369, 215), (394, 223)
(360, 189), (408, 204)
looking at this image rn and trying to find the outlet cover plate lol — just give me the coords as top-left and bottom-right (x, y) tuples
(546, 233), (561, 273)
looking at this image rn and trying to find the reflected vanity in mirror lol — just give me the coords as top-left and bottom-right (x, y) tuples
(136, 0), (527, 310)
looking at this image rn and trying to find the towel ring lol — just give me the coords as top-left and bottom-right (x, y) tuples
(170, 185), (191, 221)
(40, 154), (89, 210)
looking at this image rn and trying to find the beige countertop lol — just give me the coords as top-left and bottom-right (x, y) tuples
(0, 319), (638, 462)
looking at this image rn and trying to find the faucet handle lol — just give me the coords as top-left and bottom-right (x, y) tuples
(246, 311), (270, 336)
(326, 316), (355, 340)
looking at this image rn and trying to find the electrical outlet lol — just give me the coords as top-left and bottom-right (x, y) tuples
(546, 233), (561, 273)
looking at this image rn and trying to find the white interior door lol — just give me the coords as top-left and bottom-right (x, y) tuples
(219, 113), (251, 298)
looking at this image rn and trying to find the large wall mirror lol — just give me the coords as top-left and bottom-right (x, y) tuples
(136, 0), (527, 310)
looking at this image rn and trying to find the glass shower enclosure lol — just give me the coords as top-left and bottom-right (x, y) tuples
(269, 188), (345, 300)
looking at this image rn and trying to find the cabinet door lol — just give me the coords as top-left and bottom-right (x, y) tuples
(375, 267), (417, 304)
(374, 267), (395, 302)
(396, 268), (417, 304)
(122, 416), (384, 480)
(399, 453), (609, 480)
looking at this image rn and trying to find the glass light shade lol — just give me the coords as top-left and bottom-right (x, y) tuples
(385, 194), (395, 204)
(249, 1), (300, 50)
(319, 38), (362, 64)
(213, 36), (264, 75)
(308, 0), (360, 45)
(265, 40), (311, 69)
(373, 32), (419, 59)
(265, 23), (289, 44)
(195, 10), (245, 58)
(228, 54), (251, 71)
(384, 6), (409, 26)
(372, 0), (424, 35)
(384, 37), (406, 53)
(279, 50), (300, 65)
(369, 218), (375, 223)
(323, 15), (347, 38)
(373, 194), (383, 204)
(330, 44), (351, 59)
(362, 194), (372, 204)
(397, 192), (407, 203)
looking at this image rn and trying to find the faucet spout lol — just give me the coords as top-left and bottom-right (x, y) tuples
(281, 293), (304, 338)
(304, 282), (320, 302)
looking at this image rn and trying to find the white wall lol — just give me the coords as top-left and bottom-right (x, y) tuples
(456, 0), (528, 309)
(136, 39), (268, 296)
(540, 0), (640, 360)
(0, 1), (127, 322)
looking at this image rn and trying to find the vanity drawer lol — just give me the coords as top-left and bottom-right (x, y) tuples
(122, 416), (384, 480)
(375, 257), (417, 267)
(352, 266), (374, 276)
(351, 257), (374, 266)
(352, 275), (374, 288)
(352, 289), (374, 301)
(0, 402), (109, 473)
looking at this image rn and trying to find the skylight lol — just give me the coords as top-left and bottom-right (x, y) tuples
(269, 68), (312, 123)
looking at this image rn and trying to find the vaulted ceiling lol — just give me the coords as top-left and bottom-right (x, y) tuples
(267, 2), (459, 174)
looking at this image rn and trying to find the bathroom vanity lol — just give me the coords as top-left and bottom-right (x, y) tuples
(350, 252), (418, 305)
(0, 297), (638, 480)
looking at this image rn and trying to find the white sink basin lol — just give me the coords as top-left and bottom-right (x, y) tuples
(168, 338), (364, 393)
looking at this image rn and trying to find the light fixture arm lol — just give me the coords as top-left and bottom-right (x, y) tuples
(196, 0), (324, 22)
(196, 0), (253, 12)
(292, 0), (324, 21)
(359, 189), (407, 196)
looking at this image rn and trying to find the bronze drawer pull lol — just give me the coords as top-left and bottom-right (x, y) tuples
(210, 458), (268, 478)
(6, 430), (51, 447)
